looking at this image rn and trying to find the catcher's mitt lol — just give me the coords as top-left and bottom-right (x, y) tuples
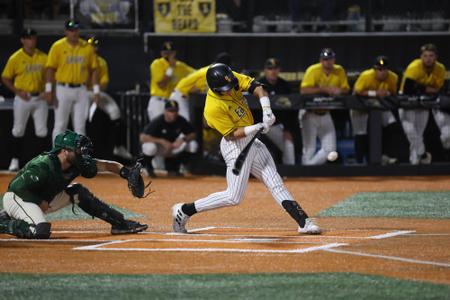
(120, 160), (153, 198)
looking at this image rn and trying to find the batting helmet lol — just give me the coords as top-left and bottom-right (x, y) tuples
(53, 130), (93, 156)
(206, 63), (238, 94)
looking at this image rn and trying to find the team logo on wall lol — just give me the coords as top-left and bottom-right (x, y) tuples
(158, 2), (171, 17)
(198, 2), (211, 17)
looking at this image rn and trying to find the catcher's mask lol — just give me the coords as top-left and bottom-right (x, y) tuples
(206, 63), (238, 95)
(53, 130), (93, 156)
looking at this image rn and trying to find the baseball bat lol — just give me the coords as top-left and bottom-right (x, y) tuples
(232, 128), (263, 176)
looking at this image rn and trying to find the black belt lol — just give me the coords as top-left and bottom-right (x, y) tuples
(57, 82), (83, 88)
(30, 92), (40, 97)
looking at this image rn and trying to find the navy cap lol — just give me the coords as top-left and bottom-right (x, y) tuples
(374, 55), (389, 69)
(320, 48), (336, 59)
(65, 19), (80, 30)
(21, 28), (37, 38)
(265, 57), (280, 69)
(165, 100), (179, 111)
(161, 41), (175, 51)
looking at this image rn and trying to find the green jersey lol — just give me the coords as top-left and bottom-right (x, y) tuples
(8, 153), (81, 205)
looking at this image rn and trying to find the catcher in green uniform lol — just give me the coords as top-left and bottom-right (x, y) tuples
(0, 130), (150, 239)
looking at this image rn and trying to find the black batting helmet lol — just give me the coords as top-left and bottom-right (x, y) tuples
(206, 63), (238, 94)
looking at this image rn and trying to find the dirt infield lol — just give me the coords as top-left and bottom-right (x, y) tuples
(0, 174), (449, 285)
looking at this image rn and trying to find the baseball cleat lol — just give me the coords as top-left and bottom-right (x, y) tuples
(172, 203), (189, 233)
(111, 220), (148, 235)
(298, 218), (321, 234)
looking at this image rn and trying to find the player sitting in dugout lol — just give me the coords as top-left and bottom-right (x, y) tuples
(0, 130), (148, 239)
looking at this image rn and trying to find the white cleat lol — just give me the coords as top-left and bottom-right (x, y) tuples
(8, 158), (19, 172)
(298, 218), (321, 234)
(172, 203), (189, 233)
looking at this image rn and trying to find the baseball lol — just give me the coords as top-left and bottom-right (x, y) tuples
(327, 151), (338, 162)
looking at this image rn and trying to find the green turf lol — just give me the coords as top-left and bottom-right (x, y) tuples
(318, 191), (450, 218)
(0, 194), (142, 220)
(0, 273), (449, 299)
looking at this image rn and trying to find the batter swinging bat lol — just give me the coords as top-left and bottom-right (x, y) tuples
(232, 128), (263, 175)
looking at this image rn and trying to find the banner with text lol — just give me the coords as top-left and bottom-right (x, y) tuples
(154, 0), (216, 33)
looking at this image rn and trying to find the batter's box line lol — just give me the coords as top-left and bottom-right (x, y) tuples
(73, 242), (348, 254)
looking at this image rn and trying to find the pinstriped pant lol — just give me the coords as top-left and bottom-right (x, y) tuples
(194, 135), (294, 212)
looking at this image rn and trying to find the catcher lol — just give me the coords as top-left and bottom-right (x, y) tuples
(0, 130), (150, 239)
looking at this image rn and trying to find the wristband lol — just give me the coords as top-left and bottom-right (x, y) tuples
(165, 67), (174, 77)
(244, 124), (262, 136)
(119, 166), (130, 179)
(93, 84), (100, 94)
(45, 82), (52, 93)
(368, 90), (377, 97)
(259, 96), (271, 109)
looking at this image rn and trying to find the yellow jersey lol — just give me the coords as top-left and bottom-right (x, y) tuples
(400, 58), (446, 92)
(2, 48), (47, 93)
(150, 57), (194, 99)
(87, 55), (109, 89)
(301, 63), (350, 91)
(175, 65), (209, 96)
(46, 37), (98, 84)
(354, 68), (398, 95)
(204, 72), (254, 137)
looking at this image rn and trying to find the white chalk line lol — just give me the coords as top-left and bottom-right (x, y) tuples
(368, 230), (416, 239)
(74, 242), (348, 254)
(325, 248), (450, 268)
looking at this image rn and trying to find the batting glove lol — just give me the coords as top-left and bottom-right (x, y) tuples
(263, 109), (276, 127)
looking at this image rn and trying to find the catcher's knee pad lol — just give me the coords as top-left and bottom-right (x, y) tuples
(142, 142), (157, 156)
(282, 200), (308, 228)
(34, 222), (51, 239)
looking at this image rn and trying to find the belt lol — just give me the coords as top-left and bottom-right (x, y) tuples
(152, 96), (167, 101)
(29, 92), (40, 97)
(57, 82), (83, 88)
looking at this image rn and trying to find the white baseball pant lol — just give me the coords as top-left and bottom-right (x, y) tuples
(88, 91), (121, 121)
(142, 140), (198, 157)
(265, 123), (296, 165)
(12, 95), (48, 138)
(399, 108), (429, 164)
(52, 84), (90, 141)
(432, 109), (450, 150)
(147, 96), (167, 121)
(350, 109), (396, 135)
(193, 135), (293, 212)
(3, 191), (75, 233)
(169, 89), (190, 121)
(301, 111), (336, 165)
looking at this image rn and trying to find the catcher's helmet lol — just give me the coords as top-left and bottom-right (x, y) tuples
(206, 63), (238, 94)
(53, 130), (93, 156)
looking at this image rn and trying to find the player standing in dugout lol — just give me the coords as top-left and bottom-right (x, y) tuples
(1, 28), (49, 172)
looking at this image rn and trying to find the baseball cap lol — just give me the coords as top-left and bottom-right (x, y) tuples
(319, 48), (336, 59)
(265, 58), (280, 69)
(65, 19), (80, 30)
(161, 41), (175, 52)
(374, 55), (389, 69)
(87, 36), (99, 47)
(21, 28), (37, 38)
(165, 100), (179, 111)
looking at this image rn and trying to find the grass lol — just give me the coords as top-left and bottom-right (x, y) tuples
(318, 191), (450, 218)
(0, 273), (449, 300)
